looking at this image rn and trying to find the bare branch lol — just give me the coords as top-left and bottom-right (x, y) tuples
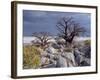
(32, 32), (52, 48)
(57, 17), (86, 44)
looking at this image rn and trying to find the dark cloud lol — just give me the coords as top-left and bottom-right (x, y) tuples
(23, 10), (91, 36)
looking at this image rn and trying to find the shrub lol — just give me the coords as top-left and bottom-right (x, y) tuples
(23, 45), (41, 69)
(64, 48), (72, 52)
(84, 40), (91, 46)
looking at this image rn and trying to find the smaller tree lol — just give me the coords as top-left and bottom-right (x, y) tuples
(32, 32), (52, 49)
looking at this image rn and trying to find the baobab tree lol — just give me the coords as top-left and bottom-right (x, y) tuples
(56, 17), (86, 46)
(32, 32), (52, 49)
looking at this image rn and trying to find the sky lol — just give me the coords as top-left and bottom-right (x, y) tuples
(23, 10), (91, 37)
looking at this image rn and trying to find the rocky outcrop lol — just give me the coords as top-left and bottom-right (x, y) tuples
(40, 44), (90, 68)
(74, 47), (90, 66)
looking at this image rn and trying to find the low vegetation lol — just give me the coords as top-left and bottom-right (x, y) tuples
(23, 45), (41, 69)
(84, 40), (91, 46)
(63, 48), (72, 52)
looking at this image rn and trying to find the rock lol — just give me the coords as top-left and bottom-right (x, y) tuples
(80, 61), (90, 66)
(74, 49), (84, 66)
(51, 43), (61, 49)
(78, 46), (91, 58)
(46, 46), (57, 54)
(74, 48), (90, 66)
(42, 62), (56, 68)
(56, 54), (68, 67)
(40, 57), (50, 66)
(41, 51), (48, 56)
(62, 52), (76, 67)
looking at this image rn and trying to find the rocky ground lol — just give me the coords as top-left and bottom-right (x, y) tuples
(39, 44), (91, 68)
(23, 38), (91, 69)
